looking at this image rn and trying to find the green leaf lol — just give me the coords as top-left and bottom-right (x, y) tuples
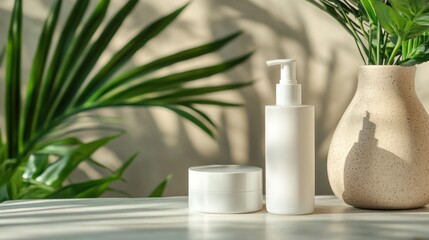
(374, 0), (429, 41)
(0, 159), (18, 189)
(55, 2), (188, 118)
(415, 14), (429, 26)
(35, 135), (118, 188)
(47, 153), (137, 198)
(46, 126), (124, 142)
(360, 0), (378, 23)
(82, 31), (243, 104)
(173, 99), (242, 107)
(148, 174), (172, 197)
(87, 158), (114, 174)
(0, 185), (9, 202)
(101, 52), (253, 102)
(1, 0), (251, 200)
(399, 41), (429, 65)
(36, 0), (90, 130)
(372, 0), (407, 38)
(35, 137), (82, 151)
(148, 81), (253, 101)
(45, 0), (110, 124)
(46, 177), (110, 198)
(186, 106), (217, 129)
(388, 0), (429, 19)
(17, 181), (53, 199)
(67, 0), (139, 106)
(164, 106), (215, 138)
(5, 0), (22, 158)
(21, 0), (62, 143)
(22, 154), (49, 180)
(7, 164), (25, 200)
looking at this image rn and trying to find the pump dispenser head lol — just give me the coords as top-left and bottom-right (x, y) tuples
(266, 59), (297, 84)
(266, 59), (301, 106)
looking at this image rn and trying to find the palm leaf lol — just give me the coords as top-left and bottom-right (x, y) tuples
(146, 81), (253, 102)
(62, 0), (140, 106)
(164, 106), (215, 138)
(35, 135), (118, 187)
(45, 126), (124, 141)
(186, 106), (217, 129)
(148, 174), (172, 197)
(52, 3), (189, 120)
(44, 0), (111, 126)
(21, 0), (62, 144)
(172, 99), (242, 107)
(1, 0), (253, 200)
(36, 0), (90, 130)
(81, 31), (243, 104)
(5, 0), (22, 158)
(22, 154), (49, 180)
(98, 53), (253, 102)
(47, 153), (137, 198)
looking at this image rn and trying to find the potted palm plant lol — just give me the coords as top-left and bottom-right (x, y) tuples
(0, 0), (252, 200)
(306, 0), (429, 209)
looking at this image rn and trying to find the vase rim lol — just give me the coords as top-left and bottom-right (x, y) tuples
(358, 65), (416, 70)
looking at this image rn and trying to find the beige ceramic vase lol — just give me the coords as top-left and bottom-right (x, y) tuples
(328, 65), (429, 209)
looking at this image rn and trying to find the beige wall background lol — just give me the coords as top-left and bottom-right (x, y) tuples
(1, 0), (429, 197)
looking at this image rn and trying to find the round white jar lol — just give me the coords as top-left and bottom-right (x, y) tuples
(188, 165), (262, 213)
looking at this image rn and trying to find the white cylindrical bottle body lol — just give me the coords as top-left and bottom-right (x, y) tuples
(265, 105), (315, 214)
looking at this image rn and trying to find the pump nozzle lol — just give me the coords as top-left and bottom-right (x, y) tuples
(266, 59), (297, 84)
(266, 59), (301, 105)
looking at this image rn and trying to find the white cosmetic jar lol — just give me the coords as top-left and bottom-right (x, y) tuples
(188, 165), (263, 213)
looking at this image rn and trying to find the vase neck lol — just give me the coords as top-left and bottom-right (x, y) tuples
(357, 66), (416, 93)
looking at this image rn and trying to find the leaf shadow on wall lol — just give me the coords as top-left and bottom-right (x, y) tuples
(0, 0), (359, 197)
(82, 0), (358, 196)
(206, 0), (357, 195)
(101, 2), (252, 197)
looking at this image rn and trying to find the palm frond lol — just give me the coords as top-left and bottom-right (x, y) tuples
(1, 0), (252, 200)
(21, 0), (62, 145)
(43, 0), (111, 126)
(81, 31), (243, 104)
(5, 0), (22, 159)
(36, 0), (90, 130)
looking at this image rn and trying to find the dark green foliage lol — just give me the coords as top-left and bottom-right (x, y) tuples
(0, 0), (252, 200)
(305, 0), (429, 65)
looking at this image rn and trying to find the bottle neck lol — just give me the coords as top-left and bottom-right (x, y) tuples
(276, 84), (301, 105)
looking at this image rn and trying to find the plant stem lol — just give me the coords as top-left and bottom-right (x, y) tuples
(337, 6), (367, 63)
(376, 22), (381, 65)
(358, 20), (369, 64)
(381, 32), (389, 64)
(368, 23), (373, 64)
(388, 37), (402, 65)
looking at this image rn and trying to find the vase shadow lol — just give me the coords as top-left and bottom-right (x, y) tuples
(342, 111), (407, 209)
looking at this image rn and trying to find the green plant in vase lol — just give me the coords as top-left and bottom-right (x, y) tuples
(0, 0), (252, 201)
(305, 0), (429, 210)
(305, 0), (429, 65)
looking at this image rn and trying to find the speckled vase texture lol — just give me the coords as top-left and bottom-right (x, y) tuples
(328, 65), (429, 209)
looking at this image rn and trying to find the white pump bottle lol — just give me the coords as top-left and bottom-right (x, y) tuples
(265, 59), (315, 215)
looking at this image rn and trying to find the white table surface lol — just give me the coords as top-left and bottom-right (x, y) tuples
(1, 196), (429, 240)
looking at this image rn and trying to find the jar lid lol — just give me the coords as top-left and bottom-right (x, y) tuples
(188, 165), (262, 192)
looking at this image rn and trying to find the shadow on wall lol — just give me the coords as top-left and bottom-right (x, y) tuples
(342, 112), (404, 207)
(103, 1), (256, 197)
(0, 0), (359, 197)
(205, 0), (356, 195)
